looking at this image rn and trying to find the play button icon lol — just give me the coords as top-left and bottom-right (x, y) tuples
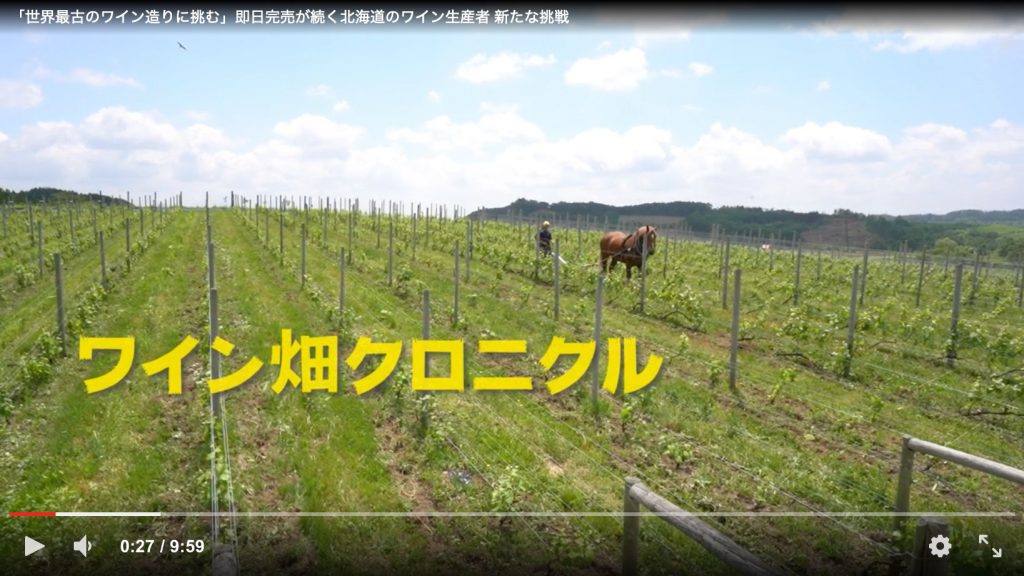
(25, 536), (45, 556)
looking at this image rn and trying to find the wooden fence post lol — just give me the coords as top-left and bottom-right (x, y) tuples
(893, 435), (915, 534)
(909, 517), (950, 576)
(623, 477), (640, 576)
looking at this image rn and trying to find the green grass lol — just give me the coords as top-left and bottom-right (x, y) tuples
(1, 205), (1021, 576)
(1, 210), (209, 575)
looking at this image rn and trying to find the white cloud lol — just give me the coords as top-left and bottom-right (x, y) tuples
(427, 90), (441, 103)
(689, 62), (714, 77)
(333, 100), (350, 112)
(272, 114), (362, 156)
(686, 124), (798, 174)
(306, 84), (331, 97)
(635, 29), (691, 48)
(0, 107), (233, 187)
(565, 48), (648, 92)
(387, 103), (543, 155)
(0, 80), (43, 109)
(902, 123), (967, 148)
(79, 107), (178, 150)
(681, 104), (702, 113)
(69, 68), (141, 88)
(34, 66), (141, 88)
(809, 12), (1024, 52)
(783, 121), (892, 161)
(454, 52), (556, 83)
(872, 30), (1021, 52)
(0, 131), (8, 144)
(2, 106), (1022, 216)
(816, 80), (831, 92)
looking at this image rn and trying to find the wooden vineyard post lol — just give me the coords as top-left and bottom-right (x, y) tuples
(663, 236), (669, 279)
(466, 218), (472, 283)
(946, 264), (962, 368)
(554, 238), (561, 320)
(916, 252), (926, 307)
(55, 253), (66, 356)
(729, 268), (741, 392)
(209, 286), (221, 417)
(37, 222), (44, 278)
(387, 220), (394, 287)
(592, 273), (604, 421)
(721, 237), (731, 310)
(420, 289), (432, 431)
(452, 241), (460, 327)
(860, 243), (869, 306)
(339, 248), (346, 326)
(125, 215), (131, 273)
(347, 210), (354, 265)
(845, 265), (859, 378)
(640, 234), (648, 314)
(794, 243), (802, 306)
(1018, 266), (1023, 308)
(969, 251), (981, 305)
(99, 231), (107, 288)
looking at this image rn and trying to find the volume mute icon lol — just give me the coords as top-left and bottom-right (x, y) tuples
(73, 535), (93, 557)
(25, 536), (45, 556)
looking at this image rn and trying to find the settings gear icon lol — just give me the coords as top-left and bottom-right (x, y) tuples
(929, 534), (952, 558)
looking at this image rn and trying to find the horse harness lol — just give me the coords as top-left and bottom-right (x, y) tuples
(623, 228), (651, 257)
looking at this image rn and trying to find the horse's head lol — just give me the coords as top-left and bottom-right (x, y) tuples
(636, 225), (658, 256)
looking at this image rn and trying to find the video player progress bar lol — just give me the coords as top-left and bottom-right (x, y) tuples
(9, 511), (1019, 518)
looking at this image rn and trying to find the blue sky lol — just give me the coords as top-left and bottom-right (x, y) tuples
(1, 10), (1023, 214)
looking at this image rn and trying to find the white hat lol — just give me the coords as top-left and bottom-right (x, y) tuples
(542, 221), (550, 227)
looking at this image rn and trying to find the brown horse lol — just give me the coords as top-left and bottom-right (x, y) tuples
(600, 225), (658, 280)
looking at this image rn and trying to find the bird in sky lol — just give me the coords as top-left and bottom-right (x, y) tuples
(177, 42), (187, 51)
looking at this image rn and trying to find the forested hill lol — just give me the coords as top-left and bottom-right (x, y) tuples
(475, 198), (1024, 262)
(0, 187), (127, 205)
(902, 209), (1024, 225)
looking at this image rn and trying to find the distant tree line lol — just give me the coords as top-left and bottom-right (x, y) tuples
(491, 198), (1024, 263)
(0, 187), (126, 206)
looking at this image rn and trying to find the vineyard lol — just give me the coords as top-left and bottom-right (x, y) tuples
(1, 196), (1022, 576)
